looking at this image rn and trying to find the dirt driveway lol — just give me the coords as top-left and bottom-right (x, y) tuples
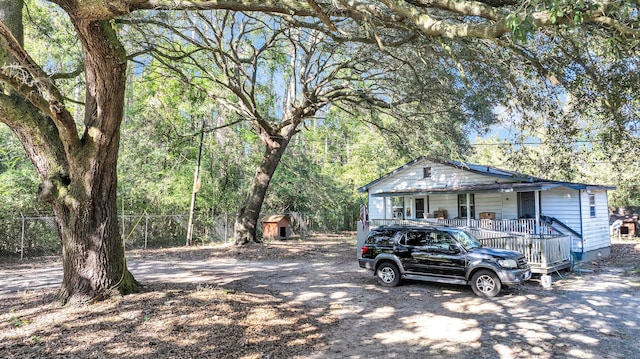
(1, 235), (639, 358)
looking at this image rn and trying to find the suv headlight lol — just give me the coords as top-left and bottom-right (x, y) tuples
(498, 259), (518, 269)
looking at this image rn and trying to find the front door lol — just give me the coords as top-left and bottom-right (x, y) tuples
(518, 191), (536, 218)
(415, 198), (425, 219)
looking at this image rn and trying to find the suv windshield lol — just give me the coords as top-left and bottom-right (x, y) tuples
(450, 230), (482, 250)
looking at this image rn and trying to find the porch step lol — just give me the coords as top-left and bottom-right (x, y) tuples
(530, 260), (571, 275)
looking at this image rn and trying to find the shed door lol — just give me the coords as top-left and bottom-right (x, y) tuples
(517, 192), (536, 218)
(279, 226), (287, 238)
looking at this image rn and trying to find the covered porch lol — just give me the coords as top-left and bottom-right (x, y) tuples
(373, 183), (551, 226)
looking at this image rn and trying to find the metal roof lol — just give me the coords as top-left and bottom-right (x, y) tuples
(358, 157), (615, 194)
(442, 159), (541, 181)
(371, 182), (614, 197)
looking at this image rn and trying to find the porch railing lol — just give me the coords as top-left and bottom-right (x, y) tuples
(465, 228), (571, 270)
(363, 219), (571, 273)
(435, 218), (554, 235)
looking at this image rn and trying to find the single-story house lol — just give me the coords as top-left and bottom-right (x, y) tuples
(357, 157), (615, 271)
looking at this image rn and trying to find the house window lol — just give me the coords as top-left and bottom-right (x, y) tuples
(589, 193), (596, 217)
(423, 167), (431, 178)
(392, 197), (404, 219)
(458, 194), (475, 218)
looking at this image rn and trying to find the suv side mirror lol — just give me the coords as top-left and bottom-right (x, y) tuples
(449, 244), (461, 253)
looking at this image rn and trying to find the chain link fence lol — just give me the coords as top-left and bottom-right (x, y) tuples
(0, 210), (356, 259)
(0, 215), (60, 258)
(0, 213), (239, 259)
(120, 213), (237, 249)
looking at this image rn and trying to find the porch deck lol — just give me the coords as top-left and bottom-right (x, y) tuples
(363, 219), (572, 274)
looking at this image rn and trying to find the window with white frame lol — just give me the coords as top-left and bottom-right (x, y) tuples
(458, 194), (475, 218)
(589, 193), (596, 217)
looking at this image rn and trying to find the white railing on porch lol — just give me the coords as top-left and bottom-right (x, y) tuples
(435, 218), (554, 236)
(362, 219), (571, 272)
(464, 228), (571, 270)
(367, 218), (553, 235)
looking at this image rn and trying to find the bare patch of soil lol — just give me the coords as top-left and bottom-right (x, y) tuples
(1, 234), (639, 358)
(575, 238), (640, 275)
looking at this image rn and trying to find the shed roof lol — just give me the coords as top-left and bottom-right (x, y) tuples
(261, 214), (291, 223)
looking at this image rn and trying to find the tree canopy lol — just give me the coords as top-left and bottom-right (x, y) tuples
(1, 0), (639, 302)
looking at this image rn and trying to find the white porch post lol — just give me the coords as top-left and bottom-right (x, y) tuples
(383, 196), (387, 220)
(466, 193), (471, 227)
(534, 190), (541, 234)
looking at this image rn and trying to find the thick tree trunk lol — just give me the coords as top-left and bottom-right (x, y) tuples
(52, 169), (139, 303)
(235, 136), (291, 244)
(1, 3), (140, 303)
(50, 17), (140, 303)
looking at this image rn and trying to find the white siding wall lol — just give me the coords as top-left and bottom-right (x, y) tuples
(366, 159), (515, 219)
(475, 193), (504, 219)
(392, 193), (519, 220)
(368, 160), (512, 195)
(369, 192), (522, 220)
(502, 193), (519, 220)
(406, 197), (414, 218)
(581, 190), (611, 253)
(539, 188), (610, 253)
(540, 188), (581, 234)
(368, 194), (388, 219)
(429, 194), (457, 218)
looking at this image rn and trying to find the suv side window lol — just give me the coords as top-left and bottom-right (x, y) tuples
(402, 230), (429, 247)
(366, 229), (398, 245)
(428, 231), (455, 251)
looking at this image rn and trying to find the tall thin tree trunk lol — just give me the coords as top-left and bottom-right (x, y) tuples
(235, 136), (291, 244)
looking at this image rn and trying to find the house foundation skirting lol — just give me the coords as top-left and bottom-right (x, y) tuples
(578, 246), (611, 263)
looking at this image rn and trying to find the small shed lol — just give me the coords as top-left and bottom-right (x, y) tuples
(262, 214), (292, 240)
(620, 216), (638, 238)
(610, 214), (639, 238)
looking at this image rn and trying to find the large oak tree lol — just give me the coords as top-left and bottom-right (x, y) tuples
(1, 0), (638, 302)
(123, 10), (509, 244)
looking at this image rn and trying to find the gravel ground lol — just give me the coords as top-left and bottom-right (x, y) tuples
(1, 234), (639, 358)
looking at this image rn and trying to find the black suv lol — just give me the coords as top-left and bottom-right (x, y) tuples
(358, 225), (531, 297)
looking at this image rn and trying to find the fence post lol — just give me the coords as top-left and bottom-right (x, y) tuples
(144, 214), (149, 249)
(20, 212), (25, 261)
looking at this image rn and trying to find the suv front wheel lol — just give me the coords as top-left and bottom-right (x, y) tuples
(376, 262), (401, 287)
(471, 269), (501, 298)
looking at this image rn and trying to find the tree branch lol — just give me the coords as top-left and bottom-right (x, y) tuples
(0, 21), (80, 149)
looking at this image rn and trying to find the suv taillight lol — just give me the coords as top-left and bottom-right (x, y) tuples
(361, 245), (369, 255)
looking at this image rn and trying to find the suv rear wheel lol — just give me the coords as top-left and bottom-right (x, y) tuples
(376, 262), (400, 287)
(471, 269), (501, 297)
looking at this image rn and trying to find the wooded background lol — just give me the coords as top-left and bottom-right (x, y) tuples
(1, 0), (639, 252)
